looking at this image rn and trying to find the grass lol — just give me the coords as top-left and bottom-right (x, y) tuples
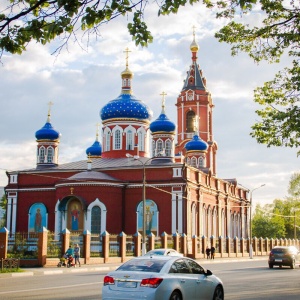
(0, 268), (24, 274)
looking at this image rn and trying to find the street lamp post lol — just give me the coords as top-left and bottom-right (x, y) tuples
(126, 154), (154, 255)
(249, 184), (266, 259)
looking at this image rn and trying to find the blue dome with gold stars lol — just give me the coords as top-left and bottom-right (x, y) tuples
(86, 140), (102, 157)
(100, 94), (152, 121)
(150, 113), (175, 133)
(35, 122), (60, 140)
(185, 135), (208, 152)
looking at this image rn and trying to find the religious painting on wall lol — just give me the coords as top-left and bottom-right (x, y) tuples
(29, 203), (47, 232)
(67, 200), (83, 231)
(137, 199), (158, 236)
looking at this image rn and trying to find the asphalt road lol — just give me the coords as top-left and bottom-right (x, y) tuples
(0, 259), (299, 299)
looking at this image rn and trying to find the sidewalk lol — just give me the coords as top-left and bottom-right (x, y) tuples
(0, 256), (267, 278)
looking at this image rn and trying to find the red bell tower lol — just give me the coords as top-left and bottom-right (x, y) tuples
(175, 31), (218, 175)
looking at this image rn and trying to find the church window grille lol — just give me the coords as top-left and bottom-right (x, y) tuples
(105, 132), (110, 151)
(39, 147), (45, 163)
(138, 131), (145, 151)
(165, 140), (172, 156)
(126, 130), (133, 150)
(91, 206), (101, 234)
(152, 140), (155, 157)
(191, 157), (197, 168)
(186, 111), (195, 132)
(157, 140), (163, 155)
(199, 156), (205, 167)
(114, 130), (121, 150)
(47, 147), (53, 163)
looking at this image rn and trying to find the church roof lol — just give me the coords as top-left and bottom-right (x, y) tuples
(68, 171), (118, 181)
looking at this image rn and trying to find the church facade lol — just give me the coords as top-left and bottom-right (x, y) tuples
(4, 34), (249, 243)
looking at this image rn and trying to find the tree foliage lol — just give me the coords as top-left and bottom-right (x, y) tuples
(212, 0), (300, 152)
(288, 172), (300, 198)
(253, 197), (300, 239)
(0, 193), (7, 227)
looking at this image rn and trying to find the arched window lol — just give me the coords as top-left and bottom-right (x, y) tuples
(126, 130), (133, 150)
(138, 131), (145, 151)
(186, 157), (190, 165)
(202, 206), (207, 237)
(191, 157), (197, 168)
(199, 156), (205, 167)
(152, 140), (156, 157)
(207, 208), (212, 238)
(105, 132), (110, 151)
(157, 140), (163, 155)
(39, 147), (45, 163)
(186, 110), (195, 132)
(191, 204), (196, 236)
(165, 140), (172, 156)
(47, 147), (53, 163)
(114, 129), (121, 150)
(91, 206), (101, 234)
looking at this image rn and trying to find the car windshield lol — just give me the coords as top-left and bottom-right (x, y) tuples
(117, 259), (167, 273)
(272, 248), (288, 254)
(145, 250), (165, 256)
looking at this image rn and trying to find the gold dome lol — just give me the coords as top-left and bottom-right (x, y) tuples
(121, 67), (133, 78)
(190, 39), (199, 52)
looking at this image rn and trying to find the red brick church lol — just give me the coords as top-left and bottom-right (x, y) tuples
(4, 33), (249, 245)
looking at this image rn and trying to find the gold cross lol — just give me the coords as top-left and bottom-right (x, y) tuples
(192, 25), (196, 38)
(160, 91), (167, 111)
(47, 101), (53, 122)
(123, 47), (131, 68)
(95, 122), (100, 138)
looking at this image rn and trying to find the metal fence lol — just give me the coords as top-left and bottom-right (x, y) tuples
(7, 233), (38, 259)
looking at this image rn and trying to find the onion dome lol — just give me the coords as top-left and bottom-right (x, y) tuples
(86, 140), (102, 157)
(190, 27), (199, 53)
(100, 48), (152, 122)
(150, 92), (175, 133)
(35, 106), (60, 141)
(100, 94), (152, 121)
(86, 125), (102, 158)
(185, 135), (208, 152)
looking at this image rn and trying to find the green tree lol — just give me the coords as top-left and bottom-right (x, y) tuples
(211, 0), (300, 152)
(252, 203), (286, 238)
(0, 193), (7, 227)
(288, 172), (300, 198)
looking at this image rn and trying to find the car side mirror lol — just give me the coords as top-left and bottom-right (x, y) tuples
(205, 269), (213, 276)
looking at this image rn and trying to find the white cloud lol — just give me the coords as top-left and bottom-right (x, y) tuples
(0, 2), (298, 208)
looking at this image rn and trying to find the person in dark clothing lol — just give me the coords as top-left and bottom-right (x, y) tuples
(206, 246), (211, 259)
(210, 246), (216, 259)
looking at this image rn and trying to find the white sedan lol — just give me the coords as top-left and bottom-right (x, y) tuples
(102, 256), (224, 300)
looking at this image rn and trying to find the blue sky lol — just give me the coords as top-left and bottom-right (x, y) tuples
(0, 3), (298, 206)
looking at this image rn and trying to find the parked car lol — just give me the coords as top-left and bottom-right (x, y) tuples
(144, 248), (183, 257)
(102, 256), (224, 300)
(268, 246), (300, 269)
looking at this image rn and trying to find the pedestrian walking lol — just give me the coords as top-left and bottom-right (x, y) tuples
(210, 245), (215, 259)
(74, 243), (81, 267)
(206, 246), (211, 259)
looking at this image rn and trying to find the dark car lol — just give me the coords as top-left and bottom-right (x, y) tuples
(268, 246), (300, 269)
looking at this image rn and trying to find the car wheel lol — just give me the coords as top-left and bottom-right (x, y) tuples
(213, 285), (224, 300)
(290, 260), (295, 269)
(169, 291), (182, 300)
(269, 263), (273, 269)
